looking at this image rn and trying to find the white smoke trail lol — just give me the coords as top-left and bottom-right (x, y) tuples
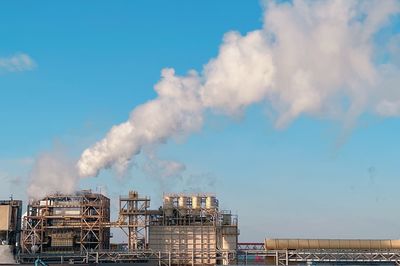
(78, 69), (203, 177)
(77, 0), (400, 178)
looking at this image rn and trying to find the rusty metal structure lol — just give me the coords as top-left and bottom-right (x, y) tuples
(17, 188), (400, 265)
(18, 190), (239, 265)
(118, 190), (150, 250)
(21, 190), (110, 254)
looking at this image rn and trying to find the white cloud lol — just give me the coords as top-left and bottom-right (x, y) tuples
(0, 53), (36, 72)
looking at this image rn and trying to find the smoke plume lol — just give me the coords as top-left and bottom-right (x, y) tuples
(27, 147), (79, 199)
(141, 151), (187, 192)
(0, 246), (15, 264)
(78, 0), (400, 178)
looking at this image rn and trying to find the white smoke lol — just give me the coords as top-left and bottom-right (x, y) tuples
(0, 245), (15, 264)
(77, 0), (400, 178)
(27, 147), (79, 199)
(78, 69), (203, 177)
(141, 151), (186, 193)
(141, 150), (216, 194)
(143, 155), (186, 180)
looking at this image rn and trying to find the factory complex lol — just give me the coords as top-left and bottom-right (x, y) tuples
(2, 190), (400, 265)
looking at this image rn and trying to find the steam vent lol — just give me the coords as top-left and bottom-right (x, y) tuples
(0, 190), (398, 265)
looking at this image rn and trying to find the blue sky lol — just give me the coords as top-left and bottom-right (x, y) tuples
(1, 0), (400, 242)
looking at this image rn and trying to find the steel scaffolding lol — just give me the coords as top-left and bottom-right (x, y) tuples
(18, 249), (238, 265)
(118, 191), (150, 250)
(19, 189), (240, 266)
(21, 190), (110, 254)
(237, 248), (400, 265)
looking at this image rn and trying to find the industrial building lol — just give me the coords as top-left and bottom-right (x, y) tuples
(1, 189), (400, 265)
(0, 199), (22, 247)
(149, 193), (238, 265)
(0, 199), (22, 265)
(16, 190), (239, 265)
(21, 190), (110, 254)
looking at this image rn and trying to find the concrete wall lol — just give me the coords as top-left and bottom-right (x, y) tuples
(149, 225), (216, 265)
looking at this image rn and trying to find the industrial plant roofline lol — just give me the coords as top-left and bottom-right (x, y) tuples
(27, 189), (109, 202)
(163, 192), (216, 197)
(119, 190), (150, 200)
